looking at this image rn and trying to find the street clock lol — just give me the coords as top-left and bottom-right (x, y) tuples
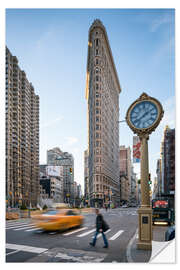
(126, 93), (164, 136)
(125, 92), (164, 250)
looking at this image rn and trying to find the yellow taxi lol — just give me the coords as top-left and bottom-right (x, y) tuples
(32, 209), (84, 231)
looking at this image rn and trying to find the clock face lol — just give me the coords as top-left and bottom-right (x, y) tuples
(130, 101), (158, 129)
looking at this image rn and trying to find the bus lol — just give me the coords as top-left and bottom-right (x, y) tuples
(152, 196), (175, 226)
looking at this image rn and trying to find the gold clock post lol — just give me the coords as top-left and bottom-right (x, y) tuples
(126, 93), (164, 250)
(137, 134), (152, 250)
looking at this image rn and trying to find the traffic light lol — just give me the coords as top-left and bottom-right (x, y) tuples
(148, 173), (152, 185)
(69, 168), (72, 175)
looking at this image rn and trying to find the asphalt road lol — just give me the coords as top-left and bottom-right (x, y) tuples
(6, 208), (138, 263)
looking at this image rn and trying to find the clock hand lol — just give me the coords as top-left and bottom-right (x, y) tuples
(137, 111), (149, 122)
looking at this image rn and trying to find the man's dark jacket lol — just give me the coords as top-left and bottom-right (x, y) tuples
(96, 213), (109, 232)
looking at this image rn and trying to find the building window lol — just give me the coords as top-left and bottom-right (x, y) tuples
(96, 39), (99, 46)
(96, 75), (99, 81)
(96, 124), (99, 130)
(96, 58), (99, 65)
(96, 133), (100, 138)
(96, 109), (99, 114)
(96, 116), (99, 122)
(96, 84), (99, 90)
(96, 49), (99, 56)
(96, 141), (99, 147)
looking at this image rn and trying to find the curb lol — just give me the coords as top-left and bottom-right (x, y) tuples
(126, 228), (138, 262)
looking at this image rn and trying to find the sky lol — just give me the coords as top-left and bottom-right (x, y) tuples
(5, 8), (175, 192)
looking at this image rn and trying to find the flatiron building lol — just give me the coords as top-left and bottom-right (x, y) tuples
(85, 20), (121, 207)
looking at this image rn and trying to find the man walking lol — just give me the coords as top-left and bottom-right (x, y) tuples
(89, 208), (109, 248)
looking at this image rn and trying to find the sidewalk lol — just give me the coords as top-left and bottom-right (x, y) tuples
(127, 225), (174, 263)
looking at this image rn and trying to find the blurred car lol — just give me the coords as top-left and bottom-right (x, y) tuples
(165, 225), (175, 241)
(122, 204), (128, 208)
(32, 209), (84, 231)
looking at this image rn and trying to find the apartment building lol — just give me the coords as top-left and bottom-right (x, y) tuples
(119, 146), (132, 203)
(161, 126), (175, 195)
(5, 47), (39, 207)
(47, 147), (74, 204)
(86, 19), (121, 207)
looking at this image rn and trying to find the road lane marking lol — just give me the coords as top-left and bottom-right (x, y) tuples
(63, 227), (88, 236)
(25, 228), (40, 232)
(91, 229), (111, 239)
(13, 225), (36, 231)
(77, 228), (96, 237)
(6, 250), (21, 256)
(6, 220), (30, 225)
(6, 222), (31, 228)
(6, 243), (48, 254)
(6, 221), (31, 225)
(109, 230), (124, 240)
(97, 229), (111, 238)
(6, 224), (34, 230)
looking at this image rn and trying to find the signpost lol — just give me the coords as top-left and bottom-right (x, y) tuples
(126, 92), (164, 250)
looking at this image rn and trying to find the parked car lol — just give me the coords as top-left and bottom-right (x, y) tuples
(31, 209), (84, 231)
(122, 204), (128, 208)
(165, 225), (175, 241)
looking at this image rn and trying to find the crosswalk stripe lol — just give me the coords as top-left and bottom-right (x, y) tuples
(77, 228), (96, 237)
(13, 225), (35, 231)
(6, 222), (31, 228)
(6, 243), (48, 254)
(109, 230), (124, 240)
(91, 229), (111, 239)
(63, 227), (88, 236)
(6, 224), (33, 230)
(97, 229), (111, 238)
(25, 228), (41, 232)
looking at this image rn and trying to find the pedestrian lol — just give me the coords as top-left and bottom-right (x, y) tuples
(89, 208), (109, 248)
(105, 204), (108, 211)
(108, 203), (110, 210)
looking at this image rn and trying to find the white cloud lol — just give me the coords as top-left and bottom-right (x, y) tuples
(41, 116), (63, 129)
(66, 137), (78, 146)
(159, 96), (175, 129)
(150, 14), (172, 32)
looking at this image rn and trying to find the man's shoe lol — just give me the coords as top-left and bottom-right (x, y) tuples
(89, 242), (95, 247)
(103, 245), (108, 248)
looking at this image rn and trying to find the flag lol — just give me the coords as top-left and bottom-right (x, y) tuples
(133, 136), (141, 163)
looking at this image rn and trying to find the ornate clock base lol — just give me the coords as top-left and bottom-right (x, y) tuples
(137, 207), (152, 250)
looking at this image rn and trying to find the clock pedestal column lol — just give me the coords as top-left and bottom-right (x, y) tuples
(137, 134), (152, 250)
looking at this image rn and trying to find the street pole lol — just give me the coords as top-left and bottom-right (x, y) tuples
(136, 134), (152, 250)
